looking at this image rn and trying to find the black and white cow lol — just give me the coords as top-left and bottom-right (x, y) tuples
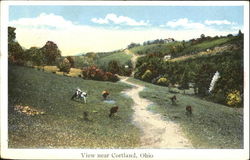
(71, 88), (87, 103)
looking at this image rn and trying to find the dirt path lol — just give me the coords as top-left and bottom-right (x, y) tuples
(120, 77), (193, 148)
(124, 49), (143, 76)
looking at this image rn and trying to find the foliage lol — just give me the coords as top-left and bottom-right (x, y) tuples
(108, 60), (120, 74)
(82, 66), (119, 82)
(127, 42), (140, 49)
(41, 41), (61, 65)
(157, 77), (169, 86)
(134, 35), (243, 107)
(24, 47), (45, 66)
(8, 27), (25, 65)
(141, 70), (152, 82)
(226, 90), (242, 107)
(8, 26), (16, 43)
(8, 41), (25, 65)
(66, 56), (75, 68)
(57, 58), (71, 73)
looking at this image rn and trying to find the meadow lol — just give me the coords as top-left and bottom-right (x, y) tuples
(8, 65), (140, 148)
(95, 51), (132, 67)
(127, 78), (243, 148)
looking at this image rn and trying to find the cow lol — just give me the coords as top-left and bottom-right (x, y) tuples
(71, 88), (87, 103)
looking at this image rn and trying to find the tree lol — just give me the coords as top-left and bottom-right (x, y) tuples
(108, 60), (120, 74)
(238, 30), (243, 37)
(200, 34), (205, 39)
(41, 41), (61, 65)
(24, 47), (45, 66)
(194, 63), (216, 96)
(57, 58), (71, 73)
(66, 56), (75, 68)
(8, 27), (16, 43)
(127, 42), (140, 49)
(8, 27), (25, 64)
(179, 71), (190, 94)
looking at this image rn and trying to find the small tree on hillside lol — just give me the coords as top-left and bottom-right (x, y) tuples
(66, 56), (75, 68)
(57, 58), (71, 73)
(8, 27), (25, 64)
(25, 47), (45, 66)
(41, 41), (61, 65)
(178, 71), (190, 94)
(200, 34), (205, 39)
(108, 60), (120, 74)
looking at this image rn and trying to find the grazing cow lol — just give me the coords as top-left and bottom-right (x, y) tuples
(109, 106), (119, 117)
(71, 88), (87, 103)
(102, 90), (110, 100)
(170, 95), (177, 105)
(186, 105), (192, 115)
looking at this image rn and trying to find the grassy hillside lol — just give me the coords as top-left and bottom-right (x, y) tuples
(178, 36), (238, 56)
(128, 78), (243, 149)
(8, 65), (140, 148)
(129, 36), (238, 58)
(130, 42), (182, 55)
(96, 51), (132, 67)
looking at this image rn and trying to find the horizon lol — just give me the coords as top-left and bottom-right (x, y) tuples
(9, 5), (244, 56)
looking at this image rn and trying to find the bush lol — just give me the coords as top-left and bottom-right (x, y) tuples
(57, 58), (71, 73)
(141, 70), (152, 82)
(157, 77), (169, 86)
(226, 90), (242, 107)
(82, 66), (119, 82)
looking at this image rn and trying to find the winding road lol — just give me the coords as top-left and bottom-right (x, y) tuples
(120, 77), (193, 148)
(121, 49), (193, 148)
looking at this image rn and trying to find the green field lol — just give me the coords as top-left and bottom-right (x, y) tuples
(8, 65), (243, 149)
(96, 51), (132, 67)
(8, 65), (140, 148)
(179, 36), (237, 55)
(129, 36), (237, 58)
(128, 78), (243, 148)
(129, 42), (182, 55)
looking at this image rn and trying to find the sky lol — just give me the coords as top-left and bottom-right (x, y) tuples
(9, 5), (244, 56)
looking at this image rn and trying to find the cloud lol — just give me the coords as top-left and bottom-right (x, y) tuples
(9, 13), (74, 29)
(9, 14), (240, 56)
(91, 13), (149, 26)
(204, 20), (232, 25)
(166, 18), (205, 29)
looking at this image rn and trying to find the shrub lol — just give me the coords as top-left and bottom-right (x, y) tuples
(57, 58), (71, 73)
(157, 77), (169, 86)
(82, 66), (119, 82)
(141, 70), (152, 82)
(226, 90), (242, 107)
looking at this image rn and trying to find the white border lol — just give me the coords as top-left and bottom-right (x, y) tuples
(1, 1), (249, 160)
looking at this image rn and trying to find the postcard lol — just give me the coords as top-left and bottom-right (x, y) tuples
(0, 1), (249, 160)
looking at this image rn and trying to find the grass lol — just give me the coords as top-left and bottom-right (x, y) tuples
(34, 65), (82, 78)
(8, 65), (140, 148)
(127, 78), (243, 149)
(96, 51), (132, 67)
(179, 36), (237, 56)
(130, 42), (181, 55)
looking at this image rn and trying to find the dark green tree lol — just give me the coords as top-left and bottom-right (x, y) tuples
(66, 56), (75, 68)
(108, 60), (120, 74)
(41, 41), (61, 65)
(8, 27), (25, 64)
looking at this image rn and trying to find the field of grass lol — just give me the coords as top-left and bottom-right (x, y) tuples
(130, 42), (182, 55)
(179, 36), (237, 56)
(128, 78), (243, 148)
(8, 65), (140, 148)
(96, 51), (132, 67)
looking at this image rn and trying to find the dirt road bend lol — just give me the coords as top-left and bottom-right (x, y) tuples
(120, 77), (193, 148)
